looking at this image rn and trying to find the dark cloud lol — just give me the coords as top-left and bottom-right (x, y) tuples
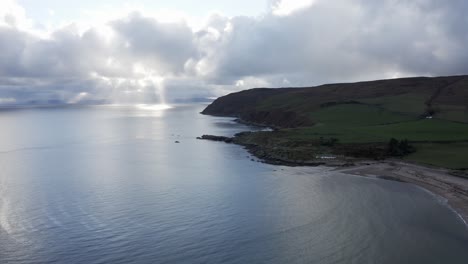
(206, 0), (468, 87)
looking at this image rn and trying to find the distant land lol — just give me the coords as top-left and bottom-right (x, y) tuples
(200, 75), (468, 222)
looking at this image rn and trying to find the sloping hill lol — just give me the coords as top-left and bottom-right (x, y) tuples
(202, 75), (468, 169)
(203, 75), (468, 126)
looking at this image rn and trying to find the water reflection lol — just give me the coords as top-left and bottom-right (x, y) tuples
(0, 105), (467, 264)
(135, 104), (172, 111)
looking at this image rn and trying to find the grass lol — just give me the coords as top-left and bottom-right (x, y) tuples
(358, 93), (430, 115)
(433, 104), (468, 123)
(282, 119), (468, 144)
(310, 104), (416, 126)
(356, 119), (468, 142)
(240, 124), (468, 169)
(237, 93), (468, 169)
(357, 93), (468, 123)
(405, 143), (468, 170)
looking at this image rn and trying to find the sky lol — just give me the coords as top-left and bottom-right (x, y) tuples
(0, 0), (467, 105)
(16, 0), (267, 23)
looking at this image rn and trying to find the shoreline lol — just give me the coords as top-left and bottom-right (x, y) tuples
(332, 160), (468, 225)
(199, 135), (468, 225)
(198, 112), (468, 225)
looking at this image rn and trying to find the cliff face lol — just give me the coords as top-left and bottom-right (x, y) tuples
(201, 88), (289, 116)
(202, 75), (468, 128)
(201, 88), (312, 128)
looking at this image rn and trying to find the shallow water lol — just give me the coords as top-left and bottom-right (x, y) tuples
(0, 104), (467, 263)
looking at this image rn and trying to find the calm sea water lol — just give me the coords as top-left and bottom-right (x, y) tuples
(0, 104), (467, 264)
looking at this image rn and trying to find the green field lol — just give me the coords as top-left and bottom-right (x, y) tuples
(310, 104), (416, 126)
(245, 100), (468, 169)
(358, 93), (430, 115)
(284, 118), (468, 143)
(433, 105), (468, 123)
(405, 143), (468, 169)
(288, 101), (468, 143)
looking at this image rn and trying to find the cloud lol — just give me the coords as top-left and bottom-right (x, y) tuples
(271, 0), (317, 16)
(201, 0), (468, 88)
(0, 6), (199, 104)
(0, 0), (467, 105)
(110, 12), (197, 74)
(0, 0), (32, 29)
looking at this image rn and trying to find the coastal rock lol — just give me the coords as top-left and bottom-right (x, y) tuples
(196, 135), (233, 143)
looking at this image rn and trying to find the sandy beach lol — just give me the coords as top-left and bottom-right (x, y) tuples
(335, 161), (468, 225)
(224, 133), (468, 225)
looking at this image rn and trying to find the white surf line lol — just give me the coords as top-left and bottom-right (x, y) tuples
(415, 185), (468, 228)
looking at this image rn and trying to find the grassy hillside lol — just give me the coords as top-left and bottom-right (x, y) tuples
(202, 75), (468, 169)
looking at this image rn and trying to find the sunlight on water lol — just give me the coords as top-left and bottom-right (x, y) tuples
(0, 105), (467, 264)
(135, 104), (172, 117)
(103, 104), (172, 111)
(135, 104), (172, 111)
(0, 198), (12, 235)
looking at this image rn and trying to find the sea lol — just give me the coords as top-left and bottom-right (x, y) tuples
(0, 104), (467, 263)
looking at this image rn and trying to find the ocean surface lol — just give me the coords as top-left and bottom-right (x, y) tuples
(0, 104), (467, 264)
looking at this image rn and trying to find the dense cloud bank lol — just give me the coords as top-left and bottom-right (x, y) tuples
(0, 0), (467, 105)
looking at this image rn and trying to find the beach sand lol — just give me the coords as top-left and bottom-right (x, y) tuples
(335, 161), (468, 225)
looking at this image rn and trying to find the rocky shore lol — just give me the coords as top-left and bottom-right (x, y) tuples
(197, 133), (367, 167)
(196, 135), (233, 143)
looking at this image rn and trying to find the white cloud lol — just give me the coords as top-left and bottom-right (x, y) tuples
(0, 0), (32, 29)
(271, 0), (317, 16)
(235, 76), (270, 88)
